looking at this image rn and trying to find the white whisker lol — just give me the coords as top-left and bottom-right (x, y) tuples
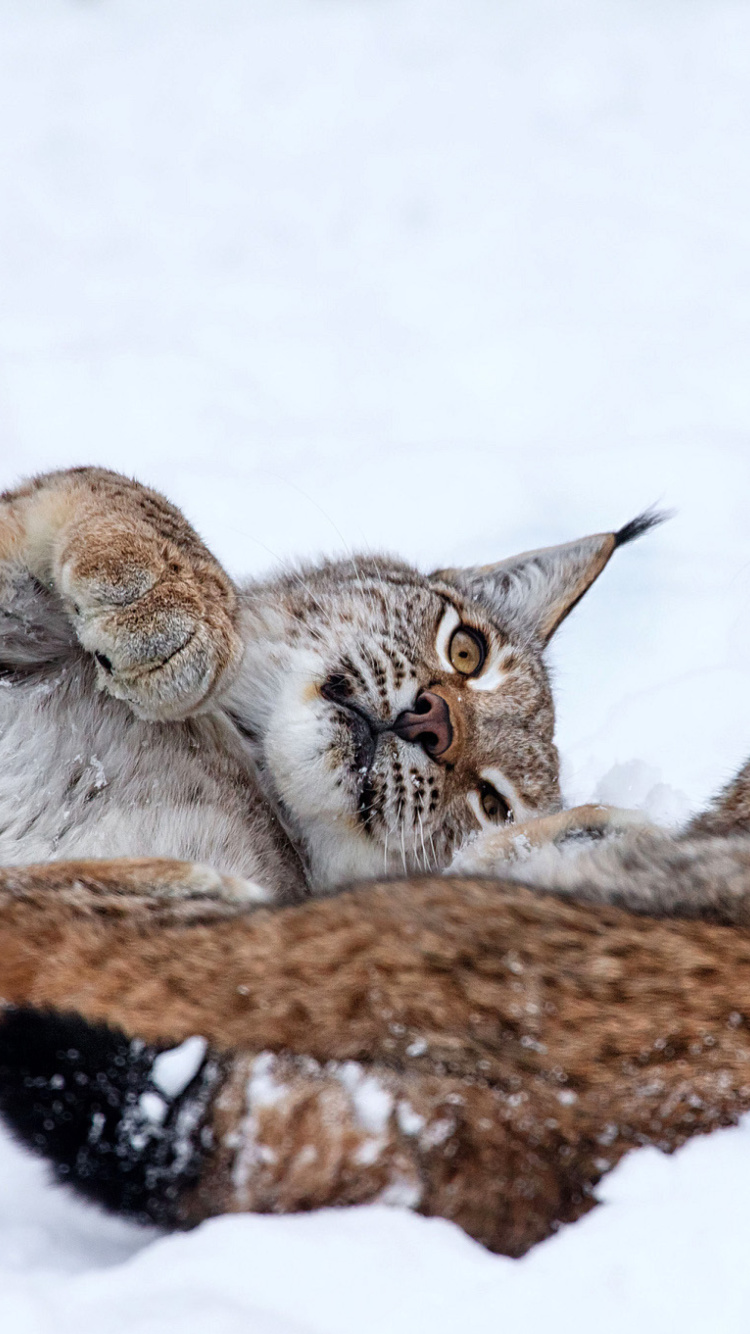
(417, 812), (429, 873)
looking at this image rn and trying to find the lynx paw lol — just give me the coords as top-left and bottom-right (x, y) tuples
(56, 522), (243, 721)
(449, 805), (651, 876)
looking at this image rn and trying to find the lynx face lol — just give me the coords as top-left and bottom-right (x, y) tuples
(227, 549), (594, 892)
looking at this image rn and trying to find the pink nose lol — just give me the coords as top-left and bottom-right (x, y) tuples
(392, 690), (453, 759)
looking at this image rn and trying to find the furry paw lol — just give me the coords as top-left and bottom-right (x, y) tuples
(56, 521), (243, 720)
(448, 804), (651, 877)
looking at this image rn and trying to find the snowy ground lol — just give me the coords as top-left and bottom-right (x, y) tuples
(1, 0), (750, 1328)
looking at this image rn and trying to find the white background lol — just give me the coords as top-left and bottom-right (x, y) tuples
(2, 2), (750, 1329)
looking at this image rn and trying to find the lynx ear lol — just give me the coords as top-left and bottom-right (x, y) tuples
(433, 511), (665, 645)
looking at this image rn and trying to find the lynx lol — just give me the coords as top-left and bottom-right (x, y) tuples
(0, 465), (654, 897)
(10, 465), (741, 1257)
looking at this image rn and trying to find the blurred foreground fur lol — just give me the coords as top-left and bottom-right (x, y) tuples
(4, 767), (750, 1255)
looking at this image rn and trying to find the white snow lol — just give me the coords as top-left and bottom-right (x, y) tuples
(1, 0), (750, 1327)
(333, 1062), (394, 1136)
(151, 1036), (208, 1100)
(245, 1052), (288, 1111)
(136, 1091), (168, 1127)
(5, 1120), (750, 1333)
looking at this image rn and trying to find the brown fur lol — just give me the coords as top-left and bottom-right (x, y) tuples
(0, 466), (243, 719)
(688, 758), (750, 837)
(3, 851), (750, 1255)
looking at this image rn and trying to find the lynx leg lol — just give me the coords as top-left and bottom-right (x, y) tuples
(449, 803), (649, 875)
(0, 856), (271, 924)
(0, 468), (243, 719)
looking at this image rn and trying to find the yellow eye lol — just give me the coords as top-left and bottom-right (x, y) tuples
(448, 626), (487, 676)
(479, 782), (512, 823)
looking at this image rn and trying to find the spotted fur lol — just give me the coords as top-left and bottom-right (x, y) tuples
(5, 774), (750, 1255)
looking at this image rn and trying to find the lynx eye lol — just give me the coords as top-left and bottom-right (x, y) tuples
(448, 626), (486, 676)
(478, 781), (512, 824)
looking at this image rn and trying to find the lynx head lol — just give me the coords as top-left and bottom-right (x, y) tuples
(227, 515), (659, 892)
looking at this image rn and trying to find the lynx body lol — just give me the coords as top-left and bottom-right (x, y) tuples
(0, 467), (651, 899)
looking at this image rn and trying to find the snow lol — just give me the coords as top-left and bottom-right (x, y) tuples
(1, 0), (750, 1326)
(5, 1122), (750, 1333)
(137, 1091), (168, 1127)
(333, 1061), (394, 1136)
(151, 1037), (208, 1100)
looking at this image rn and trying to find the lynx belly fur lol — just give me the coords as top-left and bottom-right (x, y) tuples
(8, 465), (734, 1255)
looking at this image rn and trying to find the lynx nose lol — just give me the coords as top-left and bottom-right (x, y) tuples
(392, 690), (453, 759)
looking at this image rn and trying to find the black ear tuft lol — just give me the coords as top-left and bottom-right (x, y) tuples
(614, 507), (671, 549)
(0, 1006), (219, 1226)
